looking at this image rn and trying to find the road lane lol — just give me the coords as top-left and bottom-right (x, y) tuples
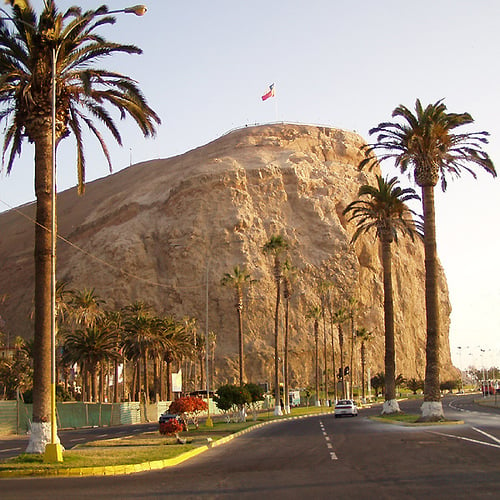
(1, 406), (498, 499)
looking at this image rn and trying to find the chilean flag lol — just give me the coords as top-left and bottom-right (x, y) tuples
(261, 83), (275, 101)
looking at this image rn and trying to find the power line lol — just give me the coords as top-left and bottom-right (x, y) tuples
(0, 199), (205, 290)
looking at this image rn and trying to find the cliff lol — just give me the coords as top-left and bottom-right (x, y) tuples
(0, 123), (456, 388)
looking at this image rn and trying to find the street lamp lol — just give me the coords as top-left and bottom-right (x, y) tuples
(1, 2), (148, 459)
(205, 260), (213, 427)
(47, 1), (148, 464)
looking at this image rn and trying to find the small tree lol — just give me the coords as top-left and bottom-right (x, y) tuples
(159, 418), (184, 437)
(440, 380), (459, 393)
(371, 372), (385, 397)
(405, 378), (424, 395)
(168, 396), (207, 430)
(244, 383), (265, 420)
(214, 384), (251, 422)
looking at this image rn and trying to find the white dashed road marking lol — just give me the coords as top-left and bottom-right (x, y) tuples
(319, 419), (338, 460)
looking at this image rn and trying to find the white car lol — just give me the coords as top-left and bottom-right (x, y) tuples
(334, 399), (358, 418)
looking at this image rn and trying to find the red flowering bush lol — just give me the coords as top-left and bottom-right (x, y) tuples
(159, 417), (183, 436)
(168, 396), (208, 430)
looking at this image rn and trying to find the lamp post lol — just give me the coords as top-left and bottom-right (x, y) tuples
(205, 260), (213, 427)
(46, 2), (147, 463)
(42, 1), (147, 462)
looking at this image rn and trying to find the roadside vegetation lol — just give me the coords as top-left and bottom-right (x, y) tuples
(0, 406), (330, 474)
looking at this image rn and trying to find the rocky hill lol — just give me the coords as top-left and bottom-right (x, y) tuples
(0, 123), (456, 389)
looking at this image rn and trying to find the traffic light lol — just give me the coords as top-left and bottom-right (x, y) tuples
(338, 367), (343, 381)
(344, 366), (350, 376)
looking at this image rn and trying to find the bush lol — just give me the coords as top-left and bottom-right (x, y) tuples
(405, 378), (424, 395)
(214, 384), (251, 410)
(159, 418), (184, 436)
(244, 383), (265, 403)
(168, 396), (208, 430)
(440, 379), (459, 392)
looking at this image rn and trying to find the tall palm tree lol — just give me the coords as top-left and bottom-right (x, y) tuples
(221, 265), (253, 386)
(306, 304), (322, 407)
(262, 234), (289, 416)
(0, 1), (160, 451)
(360, 99), (496, 420)
(343, 175), (420, 414)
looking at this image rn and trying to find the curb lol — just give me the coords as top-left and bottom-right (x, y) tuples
(0, 411), (334, 478)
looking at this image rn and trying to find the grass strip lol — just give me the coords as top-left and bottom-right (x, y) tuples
(0, 406), (333, 474)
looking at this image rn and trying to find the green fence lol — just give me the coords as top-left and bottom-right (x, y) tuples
(0, 397), (227, 436)
(0, 400), (175, 435)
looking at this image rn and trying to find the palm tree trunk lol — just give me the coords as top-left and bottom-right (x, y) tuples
(114, 359), (120, 403)
(143, 351), (148, 403)
(26, 132), (53, 453)
(273, 275), (282, 415)
(153, 355), (159, 402)
(92, 366), (98, 403)
(339, 326), (345, 399)
(314, 320), (320, 406)
(382, 237), (396, 397)
(199, 355), (205, 390)
(99, 363), (104, 402)
(361, 341), (366, 401)
(323, 310), (330, 405)
(134, 362), (140, 402)
(236, 298), (244, 386)
(381, 236), (399, 414)
(166, 359), (172, 401)
(329, 308), (337, 402)
(349, 316), (355, 400)
(421, 185), (443, 419)
(159, 358), (165, 401)
(284, 297), (290, 413)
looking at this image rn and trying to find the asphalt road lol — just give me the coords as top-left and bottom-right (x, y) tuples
(1, 395), (499, 499)
(0, 422), (159, 460)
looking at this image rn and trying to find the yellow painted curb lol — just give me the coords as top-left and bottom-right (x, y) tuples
(1, 411), (334, 478)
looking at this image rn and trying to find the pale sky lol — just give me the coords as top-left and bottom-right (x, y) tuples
(0, 1), (498, 369)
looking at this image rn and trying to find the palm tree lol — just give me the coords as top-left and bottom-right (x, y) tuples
(159, 318), (193, 401)
(282, 259), (296, 414)
(69, 288), (105, 329)
(100, 310), (123, 403)
(355, 328), (372, 402)
(316, 279), (334, 406)
(306, 305), (322, 407)
(262, 234), (289, 416)
(0, 1), (160, 451)
(122, 302), (156, 403)
(221, 265), (253, 386)
(360, 99), (496, 420)
(343, 175), (420, 414)
(62, 324), (119, 402)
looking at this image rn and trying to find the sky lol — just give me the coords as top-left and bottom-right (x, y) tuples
(0, 1), (498, 370)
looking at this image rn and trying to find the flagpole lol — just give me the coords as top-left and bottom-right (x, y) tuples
(274, 87), (278, 122)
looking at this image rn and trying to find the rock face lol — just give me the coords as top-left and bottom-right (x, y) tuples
(0, 123), (456, 389)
